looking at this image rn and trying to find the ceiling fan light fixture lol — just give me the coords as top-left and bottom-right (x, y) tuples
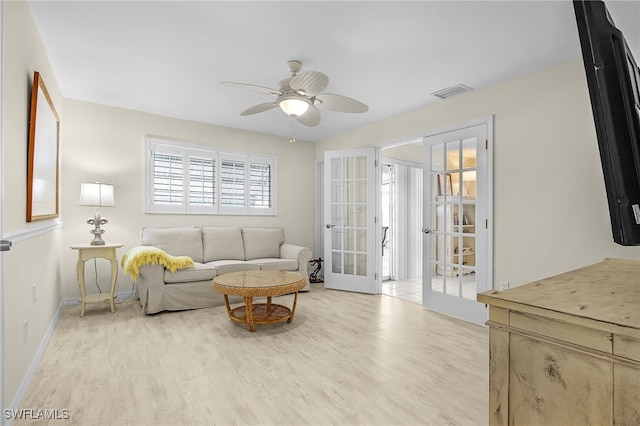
(278, 95), (310, 117)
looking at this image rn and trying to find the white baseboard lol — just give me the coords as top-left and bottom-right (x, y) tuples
(5, 290), (137, 425)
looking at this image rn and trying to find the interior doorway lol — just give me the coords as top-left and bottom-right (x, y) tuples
(315, 118), (492, 325)
(379, 148), (424, 304)
(378, 117), (493, 325)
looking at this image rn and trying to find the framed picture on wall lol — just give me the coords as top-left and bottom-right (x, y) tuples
(27, 71), (60, 222)
(437, 173), (453, 196)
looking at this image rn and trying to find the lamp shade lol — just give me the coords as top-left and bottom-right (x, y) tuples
(79, 182), (115, 207)
(278, 95), (310, 116)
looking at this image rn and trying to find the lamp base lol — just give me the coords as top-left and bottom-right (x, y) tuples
(87, 210), (108, 246)
(90, 234), (106, 245)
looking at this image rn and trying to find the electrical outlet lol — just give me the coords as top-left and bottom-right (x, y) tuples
(23, 320), (28, 343)
(32, 283), (37, 303)
(500, 281), (510, 291)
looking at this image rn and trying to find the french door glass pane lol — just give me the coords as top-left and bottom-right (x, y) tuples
(431, 144), (445, 172)
(446, 140), (461, 171)
(345, 253), (354, 275)
(356, 206), (367, 227)
(332, 251), (342, 273)
(356, 254), (367, 276)
(331, 229), (342, 250)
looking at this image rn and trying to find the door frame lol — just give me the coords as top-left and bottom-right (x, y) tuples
(1, 1), (6, 420)
(315, 159), (324, 276)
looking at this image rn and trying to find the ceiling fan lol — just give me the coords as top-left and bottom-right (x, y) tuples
(222, 60), (368, 128)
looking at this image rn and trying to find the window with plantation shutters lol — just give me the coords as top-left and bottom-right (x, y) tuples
(217, 154), (274, 214)
(145, 138), (276, 215)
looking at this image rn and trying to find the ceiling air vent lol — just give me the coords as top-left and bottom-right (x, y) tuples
(430, 84), (473, 99)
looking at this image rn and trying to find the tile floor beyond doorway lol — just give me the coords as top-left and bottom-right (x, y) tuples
(382, 277), (422, 304)
(382, 274), (477, 304)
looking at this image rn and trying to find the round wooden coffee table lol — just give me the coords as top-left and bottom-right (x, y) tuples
(212, 270), (306, 332)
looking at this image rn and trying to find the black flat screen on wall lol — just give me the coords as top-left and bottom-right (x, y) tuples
(574, 0), (640, 246)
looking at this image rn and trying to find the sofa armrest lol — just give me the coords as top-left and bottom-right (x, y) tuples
(280, 243), (313, 290)
(136, 263), (166, 313)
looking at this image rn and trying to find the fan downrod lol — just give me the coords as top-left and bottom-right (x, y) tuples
(287, 60), (302, 76)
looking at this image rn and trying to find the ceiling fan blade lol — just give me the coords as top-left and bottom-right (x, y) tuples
(315, 93), (369, 113)
(295, 106), (321, 127)
(290, 71), (329, 96)
(240, 102), (278, 116)
(221, 81), (281, 96)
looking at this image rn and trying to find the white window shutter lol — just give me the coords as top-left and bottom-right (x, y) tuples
(249, 161), (272, 209)
(151, 145), (185, 212)
(220, 156), (246, 209)
(188, 152), (216, 211)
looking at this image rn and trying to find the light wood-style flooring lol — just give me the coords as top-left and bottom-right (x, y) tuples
(16, 285), (489, 426)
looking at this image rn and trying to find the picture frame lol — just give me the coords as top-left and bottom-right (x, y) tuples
(27, 71), (60, 222)
(437, 173), (453, 196)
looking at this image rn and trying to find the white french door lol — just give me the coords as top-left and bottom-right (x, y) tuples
(422, 123), (491, 324)
(323, 148), (380, 294)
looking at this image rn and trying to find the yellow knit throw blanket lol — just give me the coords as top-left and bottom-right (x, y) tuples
(121, 246), (194, 281)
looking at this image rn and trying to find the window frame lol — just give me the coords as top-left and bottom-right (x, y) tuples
(145, 137), (277, 216)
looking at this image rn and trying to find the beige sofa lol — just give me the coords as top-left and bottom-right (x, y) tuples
(135, 226), (312, 314)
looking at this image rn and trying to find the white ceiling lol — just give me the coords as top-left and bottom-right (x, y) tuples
(28, 1), (640, 143)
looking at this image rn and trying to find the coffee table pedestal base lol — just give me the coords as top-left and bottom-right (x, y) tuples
(223, 294), (299, 332)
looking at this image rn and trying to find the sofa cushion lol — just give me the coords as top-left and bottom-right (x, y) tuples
(165, 262), (217, 284)
(206, 260), (261, 275)
(242, 227), (285, 260)
(202, 226), (245, 262)
(247, 258), (298, 271)
(141, 226), (204, 263)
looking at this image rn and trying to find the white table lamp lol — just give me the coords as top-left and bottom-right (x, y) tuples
(79, 182), (115, 245)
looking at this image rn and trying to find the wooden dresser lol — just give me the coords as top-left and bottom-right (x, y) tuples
(477, 258), (640, 425)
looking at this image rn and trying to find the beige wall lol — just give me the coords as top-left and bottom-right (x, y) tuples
(3, 0), (65, 409)
(60, 100), (316, 298)
(316, 59), (640, 288)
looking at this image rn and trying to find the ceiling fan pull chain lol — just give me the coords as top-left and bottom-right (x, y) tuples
(290, 116), (296, 143)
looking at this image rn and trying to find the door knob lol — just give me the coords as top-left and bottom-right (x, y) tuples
(326, 224), (335, 229)
(422, 228), (432, 234)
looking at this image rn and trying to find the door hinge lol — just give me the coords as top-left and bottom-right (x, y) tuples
(375, 216), (378, 224)
(374, 273), (378, 280)
(485, 139), (488, 150)
(375, 160), (379, 167)
(485, 219), (488, 229)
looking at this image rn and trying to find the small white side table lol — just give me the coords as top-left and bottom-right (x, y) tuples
(70, 243), (124, 317)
